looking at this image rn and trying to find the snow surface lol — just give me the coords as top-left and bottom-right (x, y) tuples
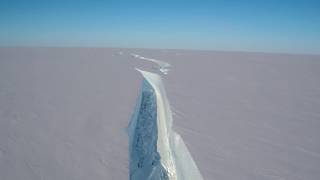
(1, 48), (320, 180)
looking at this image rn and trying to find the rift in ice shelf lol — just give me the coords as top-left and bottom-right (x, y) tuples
(127, 67), (204, 180)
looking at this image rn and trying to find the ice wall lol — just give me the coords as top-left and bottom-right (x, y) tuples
(128, 69), (203, 180)
(127, 78), (169, 180)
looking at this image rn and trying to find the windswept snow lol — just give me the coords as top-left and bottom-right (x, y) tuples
(1, 48), (320, 180)
(128, 68), (203, 180)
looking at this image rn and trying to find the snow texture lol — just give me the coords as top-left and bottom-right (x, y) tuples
(1, 48), (320, 180)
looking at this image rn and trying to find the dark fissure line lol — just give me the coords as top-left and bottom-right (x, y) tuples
(129, 80), (168, 180)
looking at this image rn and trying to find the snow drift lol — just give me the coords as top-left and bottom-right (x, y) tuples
(127, 69), (203, 180)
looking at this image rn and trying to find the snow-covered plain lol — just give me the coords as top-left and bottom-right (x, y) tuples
(1, 47), (320, 180)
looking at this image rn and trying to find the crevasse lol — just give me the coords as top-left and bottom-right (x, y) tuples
(128, 69), (203, 180)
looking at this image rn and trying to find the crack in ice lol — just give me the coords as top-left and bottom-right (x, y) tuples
(127, 66), (203, 180)
(131, 53), (171, 75)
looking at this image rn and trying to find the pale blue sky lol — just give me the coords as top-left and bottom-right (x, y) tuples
(0, 0), (319, 54)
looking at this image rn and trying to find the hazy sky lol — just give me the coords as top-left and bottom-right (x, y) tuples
(0, 0), (319, 54)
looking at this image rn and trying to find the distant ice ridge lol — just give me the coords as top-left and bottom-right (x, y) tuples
(131, 54), (171, 75)
(127, 69), (203, 180)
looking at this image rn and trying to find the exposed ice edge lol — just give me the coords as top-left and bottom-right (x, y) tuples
(128, 69), (204, 180)
(131, 53), (171, 75)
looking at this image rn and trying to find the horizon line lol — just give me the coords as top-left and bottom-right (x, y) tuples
(0, 45), (319, 56)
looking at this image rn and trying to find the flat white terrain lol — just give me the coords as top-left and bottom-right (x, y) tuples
(0, 48), (320, 180)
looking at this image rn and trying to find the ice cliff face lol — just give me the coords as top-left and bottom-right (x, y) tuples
(128, 69), (203, 180)
(128, 79), (169, 180)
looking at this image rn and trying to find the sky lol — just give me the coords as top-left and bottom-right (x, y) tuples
(0, 0), (319, 54)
